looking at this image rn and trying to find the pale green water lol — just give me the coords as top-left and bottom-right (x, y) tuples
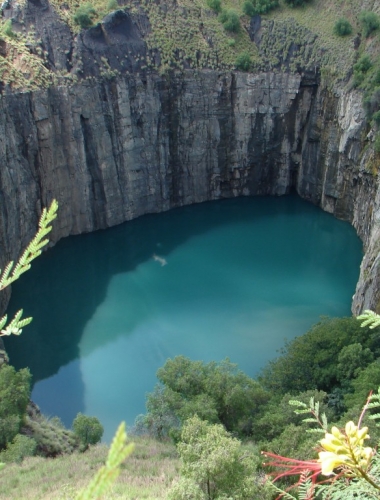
(5, 195), (362, 440)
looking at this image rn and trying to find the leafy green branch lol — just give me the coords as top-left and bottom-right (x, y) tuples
(288, 397), (328, 433)
(75, 422), (134, 500)
(0, 199), (58, 337)
(357, 310), (380, 330)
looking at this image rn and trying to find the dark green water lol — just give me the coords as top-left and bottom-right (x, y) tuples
(5, 195), (362, 440)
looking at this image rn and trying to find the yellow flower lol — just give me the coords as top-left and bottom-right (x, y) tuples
(318, 421), (373, 476)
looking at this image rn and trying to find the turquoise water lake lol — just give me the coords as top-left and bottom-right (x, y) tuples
(5, 195), (363, 440)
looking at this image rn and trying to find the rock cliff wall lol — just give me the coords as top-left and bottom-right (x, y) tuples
(0, 68), (378, 313)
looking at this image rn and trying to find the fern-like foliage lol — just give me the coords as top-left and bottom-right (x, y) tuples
(288, 397), (328, 433)
(357, 310), (380, 330)
(0, 200), (58, 337)
(317, 477), (380, 499)
(364, 388), (380, 426)
(298, 472), (314, 500)
(75, 422), (134, 500)
(268, 482), (298, 500)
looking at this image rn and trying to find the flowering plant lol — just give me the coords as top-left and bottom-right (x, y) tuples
(263, 390), (380, 499)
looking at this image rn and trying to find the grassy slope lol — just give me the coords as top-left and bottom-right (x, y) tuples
(3, 0), (380, 88)
(0, 436), (179, 500)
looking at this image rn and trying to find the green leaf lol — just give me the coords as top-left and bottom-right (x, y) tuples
(75, 422), (134, 500)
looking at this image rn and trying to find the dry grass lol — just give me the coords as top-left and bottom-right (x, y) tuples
(0, 436), (179, 500)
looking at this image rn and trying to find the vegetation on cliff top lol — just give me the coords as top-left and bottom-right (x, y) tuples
(0, 0), (379, 89)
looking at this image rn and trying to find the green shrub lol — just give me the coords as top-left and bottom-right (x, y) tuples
(73, 413), (104, 449)
(243, 0), (278, 16)
(252, 0), (279, 14)
(218, 9), (240, 33)
(283, 0), (311, 7)
(353, 54), (372, 87)
(0, 435), (37, 463)
(235, 51), (251, 71)
(0, 366), (31, 450)
(333, 18), (353, 37)
(227, 37), (236, 47)
(0, 20), (16, 39)
(207, 0), (222, 13)
(354, 55), (372, 73)
(73, 3), (97, 29)
(359, 11), (380, 38)
(242, 0), (256, 17)
(168, 416), (268, 500)
(344, 360), (380, 408)
(259, 317), (379, 395)
(363, 88), (380, 118)
(138, 356), (270, 439)
(27, 414), (78, 457)
(107, 0), (118, 10)
(373, 110), (380, 126)
(375, 134), (380, 154)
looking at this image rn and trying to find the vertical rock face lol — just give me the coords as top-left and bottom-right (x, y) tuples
(0, 68), (378, 313)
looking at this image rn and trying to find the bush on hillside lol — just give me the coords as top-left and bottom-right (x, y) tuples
(136, 356), (270, 439)
(354, 54), (372, 74)
(242, 1), (256, 17)
(255, 0), (279, 14)
(73, 3), (97, 29)
(363, 88), (380, 118)
(255, 389), (334, 442)
(243, 0), (278, 16)
(373, 110), (380, 126)
(218, 9), (240, 33)
(353, 54), (373, 87)
(0, 365), (31, 450)
(168, 416), (271, 500)
(207, 0), (222, 13)
(0, 20), (16, 40)
(359, 11), (380, 38)
(27, 413), (79, 457)
(235, 51), (251, 71)
(73, 413), (104, 450)
(333, 18), (353, 37)
(107, 0), (118, 10)
(0, 435), (37, 463)
(283, 0), (311, 7)
(259, 317), (380, 395)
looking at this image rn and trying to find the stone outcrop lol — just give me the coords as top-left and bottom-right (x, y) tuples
(1, 3), (380, 314)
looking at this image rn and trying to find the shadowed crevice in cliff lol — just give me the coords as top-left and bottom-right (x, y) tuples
(217, 74), (236, 197)
(80, 114), (107, 228)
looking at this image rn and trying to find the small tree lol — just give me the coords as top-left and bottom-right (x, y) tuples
(0, 365), (31, 449)
(73, 413), (104, 449)
(73, 3), (97, 29)
(333, 18), (353, 37)
(373, 110), (380, 126)
(207, 0), (222, 13)
(218, 9), (240, 33)
(242, 0), (256, 17)
(168, 416), (266, 500)
(359, 11), (380, 38)
(284, 0), (311, 7)
(0, 434), (37, 463)
(236, 51), (251, 71)
(249, 0), (279, 14)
